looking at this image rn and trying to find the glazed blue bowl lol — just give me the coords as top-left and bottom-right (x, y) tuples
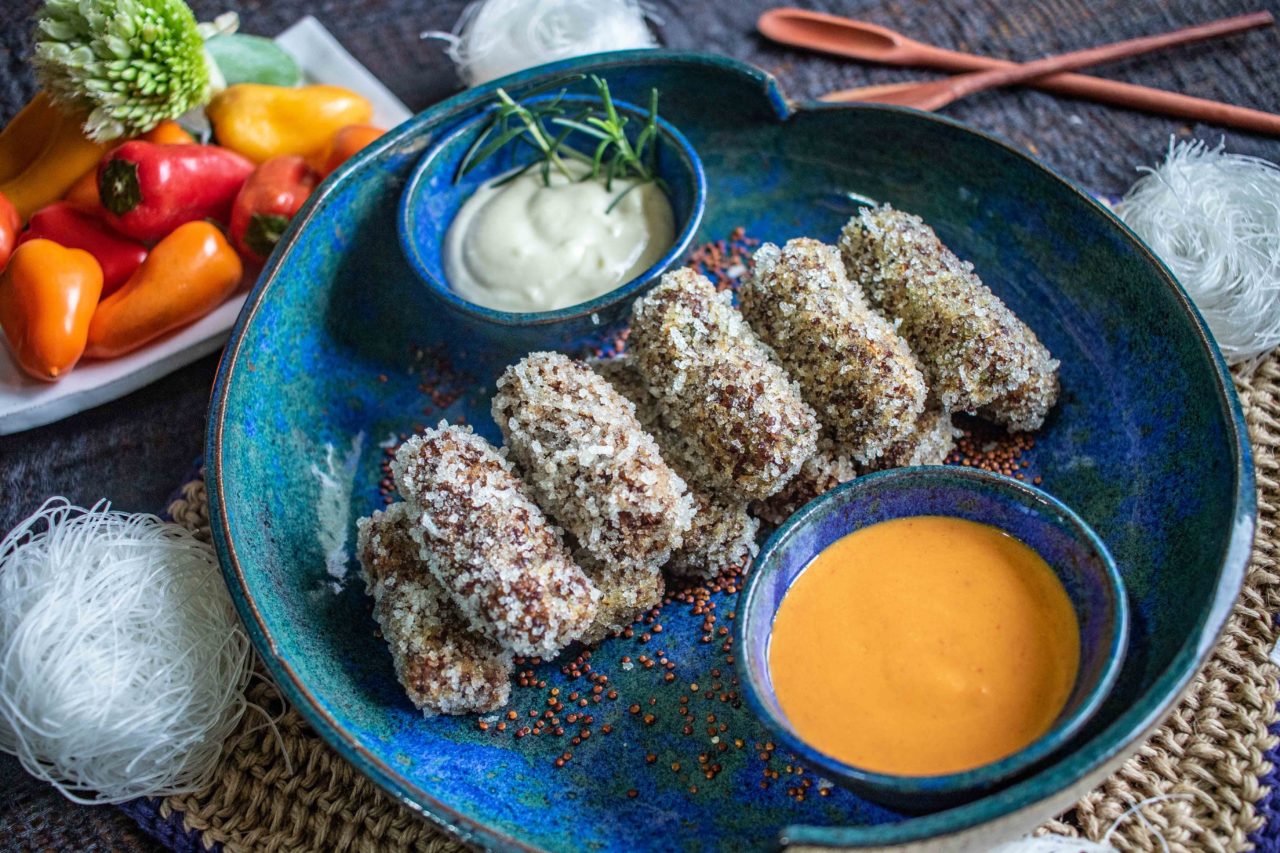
(398, 92), (705, 358)
(208, 52), (1253, 851)
(736, 466), (1129, 812)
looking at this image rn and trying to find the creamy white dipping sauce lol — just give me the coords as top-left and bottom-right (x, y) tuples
(442, 160), (676, 312)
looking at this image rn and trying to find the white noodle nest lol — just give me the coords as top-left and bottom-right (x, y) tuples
(423, 0), (657, 87)
(1114, 139), (1280, 365)
(0, 499), (252, 804)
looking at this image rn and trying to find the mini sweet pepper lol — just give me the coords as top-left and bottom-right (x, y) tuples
(0, 239), (103, 381)
(206, 84), (373, 163)
(0, 93), (62, 184)
(62, 166), (101, 209)
(313, 124), (384, 177)
(0, 94), (110, 222)
(229, 155), (319, 264)
(86, 221), (243, 358)
(142, 120), (197, 145)
(17, 202), (148, 295)
(0, 191), (18, 270)
(97, 141), (254, 243)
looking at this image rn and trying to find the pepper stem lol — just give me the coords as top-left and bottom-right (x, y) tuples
(244, 213), (290, 259)
(100, 159), (143, 216)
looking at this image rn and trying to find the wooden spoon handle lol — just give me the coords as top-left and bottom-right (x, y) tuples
(768, 7), (1280, 134)
(940, 12), (1274, 105)
(820, 80), (1280, 135)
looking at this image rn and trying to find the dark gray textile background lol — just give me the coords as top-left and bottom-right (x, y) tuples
(1, 0), (1278, 848)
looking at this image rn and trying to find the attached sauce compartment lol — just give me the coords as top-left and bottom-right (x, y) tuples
(768, 515), (1080, 777)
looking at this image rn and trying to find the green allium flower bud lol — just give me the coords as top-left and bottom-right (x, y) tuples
(32, 0), (211, 141)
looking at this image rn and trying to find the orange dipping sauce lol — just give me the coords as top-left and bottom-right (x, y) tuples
(768, 516), (1080, 776)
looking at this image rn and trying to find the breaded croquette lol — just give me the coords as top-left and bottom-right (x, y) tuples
(493, 352), (695, 573)
(664, 489), (760, 580)
(592, 354), (759, 580)
(752, 440), (858, 527)
(629, 268), (819, 500)
(859, 404), (957, 472)
(978, 364), (1059, 432)
(357, 503), (513, 715)
(839, 205), (1059, 430)
(578, 561), (666, 645)
(742, 238), (926, 463)
(392, 423), (599, 658)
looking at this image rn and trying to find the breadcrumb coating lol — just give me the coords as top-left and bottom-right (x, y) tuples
(592, 354), (759, 581)
(577, 560), (666, 645)
(752, 440), (858, 527)
(392, 423), (599, 658)
(493, 352), (695, 574)
(590, 354), (661, 431)
(664, 489), (759, 580)
(356, 503), (512, 715)
(860, 404), (957, 472)
(978, 364), (1060, 432)
(742, 238), (926, 463)
(629, 268), (819, 500)
(839, 205), (1059, 429)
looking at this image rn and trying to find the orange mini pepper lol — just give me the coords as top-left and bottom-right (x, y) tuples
(86, 221), (242, 358)
(63, 167), (101, 209)
(0, 239), (103, 381)
(142, 120), (197, 145)
(313, 124), (384, 177)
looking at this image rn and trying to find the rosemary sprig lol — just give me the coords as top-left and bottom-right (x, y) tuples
(456, 75), (663, 210)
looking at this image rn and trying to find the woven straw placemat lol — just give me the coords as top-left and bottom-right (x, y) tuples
(155, 356), (1280, 853)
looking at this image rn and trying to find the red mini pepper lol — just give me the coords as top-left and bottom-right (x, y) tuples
(97, 141), (254, 243)
(229, 156), (319, 263)
(17, 202), (148, 295)
(0, 190), (18, 270)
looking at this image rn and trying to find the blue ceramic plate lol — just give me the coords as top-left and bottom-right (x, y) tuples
(207, 52), (1254, 851)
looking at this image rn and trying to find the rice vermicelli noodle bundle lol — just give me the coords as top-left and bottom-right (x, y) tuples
(1115, 139), (1280, 365)
(423, 0), (657, 86)
(0, 499), (251, 804)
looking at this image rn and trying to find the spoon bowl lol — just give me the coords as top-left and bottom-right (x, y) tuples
(757, 9), (928, 65)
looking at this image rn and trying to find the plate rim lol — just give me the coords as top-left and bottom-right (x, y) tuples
(205, 49), (1255, 851)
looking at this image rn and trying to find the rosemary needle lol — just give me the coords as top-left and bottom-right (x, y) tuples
(457, 75), (664, 208)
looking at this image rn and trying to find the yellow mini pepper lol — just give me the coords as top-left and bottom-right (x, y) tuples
(0, 92), (62, 183)
(0, 93), (111, 222)
(207, 84), (373, 164)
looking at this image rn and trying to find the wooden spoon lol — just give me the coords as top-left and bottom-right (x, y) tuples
(759, 8), (1280, 135)
(831, 13), (1275, 111)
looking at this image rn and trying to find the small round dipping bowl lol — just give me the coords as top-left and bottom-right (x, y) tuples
(398, 93), (705, 358)
(735, 466), (1129, 812)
